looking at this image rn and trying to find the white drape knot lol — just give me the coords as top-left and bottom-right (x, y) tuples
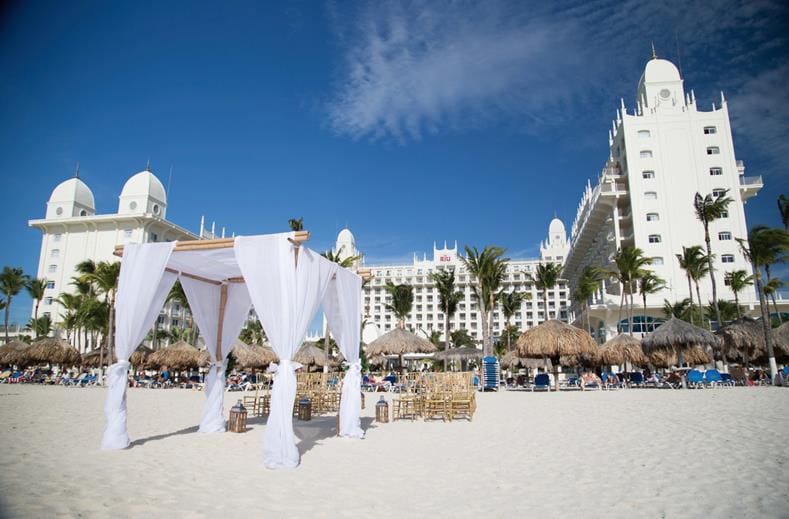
(269, 359), (303, 374)
(210, 360), (226, 372)
(349, 361), (361, 373)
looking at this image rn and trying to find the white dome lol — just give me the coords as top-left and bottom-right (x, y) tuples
(120, 170), (167, 204)
(337, 228), (355, 245)
(643, 58), (681, 83)
(549, 218), (565, 235)
(49, 178), (95, 209)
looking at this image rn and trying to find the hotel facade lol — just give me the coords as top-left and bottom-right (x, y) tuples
(563, 55), (763, 341)
(334, 221), (572, 345)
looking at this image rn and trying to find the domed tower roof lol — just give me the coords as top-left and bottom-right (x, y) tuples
(334, 227), (360, 265)
(118, 169), (167, 217)
(548, 217), (566, 235)
(636, 54), (684, 110)
(46, 177), (95, 218)
(337, 227), (355, 245)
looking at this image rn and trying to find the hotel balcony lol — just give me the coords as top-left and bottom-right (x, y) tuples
(739, 175), (763, 202)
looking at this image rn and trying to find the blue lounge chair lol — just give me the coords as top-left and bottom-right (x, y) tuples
(687, 369), (704, 388)
(532, 373), (551, 392)
(629, 372), (644, 387)
(704, 369), (723, 387)
(719, 373), (735, 387)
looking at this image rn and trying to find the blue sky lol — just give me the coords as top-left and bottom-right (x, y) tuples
(1, 0), (787, 325)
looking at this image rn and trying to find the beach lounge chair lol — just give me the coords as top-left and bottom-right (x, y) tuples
(628, 372), (644, 388)
(0, 370), (11, 382)
(687, 369), (704, 388)
(704, 369), (723, 388)
(531, 373), (551, 392)
(79, 374), (98, 387)
(719, 373), (735, 387)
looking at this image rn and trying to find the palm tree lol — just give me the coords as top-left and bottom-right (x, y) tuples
(57, 292), (84, 349)
(610, 247), (652, 335)
(663, 298), (691, 320)
(737, 225), (789, 380)
(705, 300), (740, 324)
(26, 278), (47, 337)
(694, 190), (732, 329)
(429, 269), (464, 369)
(82, 261), (121, 373)
(574, 266), (603, 335)
(239, 319), (266, 346)
(288, 217), (304, 231)
(428, 330), (442, 348)
(498, 290), (528, 352)
(461, 246), (508, 356)
(450, 328), (475, 348)
(0, 266), (30, 344)
(638, 271), (665, 333)
(725, 270), (753, 319)
(676, 246), (706, 326)
(687, 252), (712, 328)
(763, 278), (784, 325)
(778, 194), (789, 232)
(384, 282), (413, 328)
(530, 262), (562, 323)
(28, 314), (52, 338)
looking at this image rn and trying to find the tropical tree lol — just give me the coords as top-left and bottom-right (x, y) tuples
(288, 217), (304, 231)
(428, 330), (442, 348)
(610, 247), (652, 335)
(165, 280), (195, 346)
(694, 189), (732, 329)
(763, 278), (784, 325)
(663, 298), (691, 320)
(498, 290), (528, 352)
(449, 329), (475, 348)
(638, 271), (665, 332)
(687, 252), (712, 328)
(496, 325), (520, 355)
(28, 314), (52, 338)
(705, 300), (740, 324)
(384, 282), (414, 328)
(239, 319), (266, 345)
(574, 266), (603, 335)
(778, 194), (789, 232)
(0, 266), (30, 344)
(530, 262), (562, 322)
(461, 246), (508, 356)
(26, 278), (47, 336)
(429, 269), (464, 368)
(725, 270), (753, 319)
(737, 225), (789, 380)
(82, 261), (121, 373)
(676, 246), (706, 326)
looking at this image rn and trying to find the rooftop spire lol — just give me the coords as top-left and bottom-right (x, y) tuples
(74, 161), (80, 179)
(145, 158), (151, 172)
(651, 41), (657, 59)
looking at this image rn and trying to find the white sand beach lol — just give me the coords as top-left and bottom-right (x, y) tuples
(0, 385), (787, 518)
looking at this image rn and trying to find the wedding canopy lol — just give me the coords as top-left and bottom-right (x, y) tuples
(101, 231), (364, 469)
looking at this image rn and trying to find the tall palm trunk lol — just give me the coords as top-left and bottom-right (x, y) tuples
(33, 300), (40, 338)
(627, 280), (635, 336)
(686, 274), (695, 326)
(754, 269), (777, 379)
(765, 265), (783, 324)
(703, 225), (723, 330)
(733, 291), (742, 319)
(480, 306), (490, 357)
(694, 281), (705, 329)
(642, 293), (648, 334)
(617, 284), (625, 332)
(543, 288), (549, 321)
(444, 313), (450, 371)
(3, 300), (10, 344)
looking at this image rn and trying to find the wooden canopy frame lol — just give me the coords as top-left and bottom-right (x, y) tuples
(113, 230), (371, 362)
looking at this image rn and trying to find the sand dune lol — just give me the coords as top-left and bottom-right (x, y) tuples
(0, 385), (787, 518)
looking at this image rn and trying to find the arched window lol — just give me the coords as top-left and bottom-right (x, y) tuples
(644, 191), (658, 200)
(640, 150), (653, 158)
(642, 170), (655, 179)
(638, 130), (651, 138)
(646, 213), (660, 222)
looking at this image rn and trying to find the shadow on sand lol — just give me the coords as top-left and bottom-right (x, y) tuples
(129, 425), (199, 447)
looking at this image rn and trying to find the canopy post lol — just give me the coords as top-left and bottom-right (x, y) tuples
(216, 284), (228, 361)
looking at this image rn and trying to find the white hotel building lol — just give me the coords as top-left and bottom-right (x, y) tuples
(563, 55), (763, 341)
(28, 168), (205, 349)
(338, 221), (571, 345)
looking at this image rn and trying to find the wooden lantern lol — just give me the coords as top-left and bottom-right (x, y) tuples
(228, 400), (247, 433)
(375, 396), (389, 423)
(298, 396), (312, 421)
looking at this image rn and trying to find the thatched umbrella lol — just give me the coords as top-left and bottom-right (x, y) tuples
(232, 340), (277, 370)
(130, 345), (153, 367)
(24, 338), (81, 367)
(365, 327), (437, 374)
(499, 351), (549, 370)
(773, 322), (789, 361)
(715, 317), (765, 365)
(294, 342), (340, 369)
(147, 341), (209, 370)
(82, 349), (116, 368)
(515, 320), (598, 390)
(433, 347), (483, 362)
(367, 354), (388, 368)
(642, 317), (715, 367)
(559, 350), (601, 368)
(648, 345), (711, 368)
(600, 334), (647, 367)
(0, 340), (31, 367)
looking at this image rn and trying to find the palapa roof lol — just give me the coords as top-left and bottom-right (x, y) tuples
(0, 340), (31, 366)
(294, 342), (339, 367)
(367, 354), (388, 367)
(774, 322), (789, 359)
(600, 334), (647, 366)
(24, 338), (81, 366)
(559, 350), (601, 367)
(715, 317), (766, 361)
(648, 344), (711, 368)
(365, 327), (437, 356)
(499, 351), (549, 369)
(515, 320), (597, 359)
(147, 341), (209, 370)
(81, 349), (116, 367)
(433, 346), (484, 361)
(232, 340), (277, 369)
(130, 345), (153, 366)
(641, 317), (720, 352)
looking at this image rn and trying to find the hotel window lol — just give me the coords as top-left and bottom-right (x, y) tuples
(721, 254), (735, 263)
(124, 229), (133, 238)
(648, 234), (662, 243)
(642, 170), (655, 179)
(172, 319), (179, 327)
(47, 264), (57, 273)
(710, 167), (722, 176)
(706, 146), (720, 155)
(53, 233), (62, 242)
(50, 249), (60, 258)
(646, 213), (660, 222)
(718, 231), (732, 241)
(644, 191), (658, 200)
(44, 297), (53, 305)
(703, 126), (717, 135)
(652, 257), (664, 265)
(637, 130), (651, 138)
(720, 210), (729, 218)
(46, 281), (55, 289)
(712, 188), (726, 197)
(640, 150), (653, 158)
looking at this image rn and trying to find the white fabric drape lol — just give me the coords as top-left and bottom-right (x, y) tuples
(323, 268), (364, 438)
(180, 277), (251, 433)
(235, 234), (338, 469)
(101, 242), (176, 449)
